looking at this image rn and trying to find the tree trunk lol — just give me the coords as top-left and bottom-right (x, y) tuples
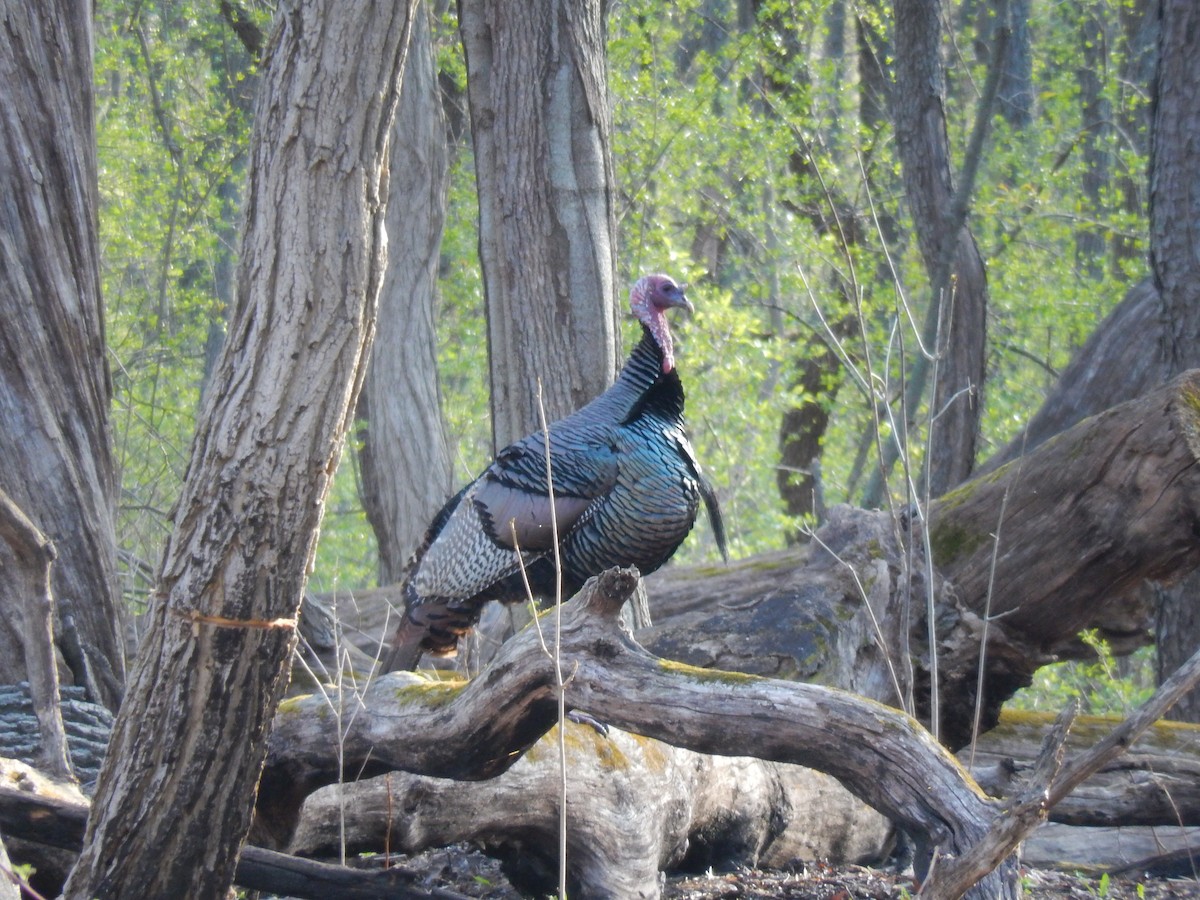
(458, 0), (621, 450)
(63, 3), (416, 898)
(997, 0), (1033, 127)
(1113, 0), (1157, 270)
(1075, 1), (1111, 279)
(874, 0), (989, 499)
(1151, 0), (1200, 373)
(0, 0), (125, 711)
(1150, 0), (1200, 723)
(359, 5), (455, 583)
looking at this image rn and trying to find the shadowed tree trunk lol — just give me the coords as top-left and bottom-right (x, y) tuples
(1149, 0), (1200, 722)
(864, 0), (990, 502)
(458, 0), (620, 450)
(1113, 0), (1157, 271)
(997, 0), (1033, 127)
(0, 0), (125, 711)
(359, 5), (454, 584)
(1075, 1), (1111, 278)
(62, 3), (417, 897)
(454, 0), (622, 653)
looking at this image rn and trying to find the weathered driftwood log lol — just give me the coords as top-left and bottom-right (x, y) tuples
(288, 729), (891, 896)
(264, 568), (1019, 899)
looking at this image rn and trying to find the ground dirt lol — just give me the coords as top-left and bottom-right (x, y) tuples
(388, 844), (1200, 899)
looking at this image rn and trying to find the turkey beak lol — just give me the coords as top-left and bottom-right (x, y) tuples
(663, 291), (694, 315)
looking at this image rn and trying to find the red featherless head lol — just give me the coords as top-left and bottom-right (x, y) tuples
(629, 274), (692, 373)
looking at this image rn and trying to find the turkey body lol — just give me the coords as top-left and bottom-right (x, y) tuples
(386, 281), (725, 670)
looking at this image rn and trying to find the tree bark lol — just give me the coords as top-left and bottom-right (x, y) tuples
(458, 0), (621, 450)
(63, 3), (416, 898)
(359, 5), (455, 583)
(0, 0), (125, 710)
(1150, 0), (1200, 371)
(928, 370), (1200, 646)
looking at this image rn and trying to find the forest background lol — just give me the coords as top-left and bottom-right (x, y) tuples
(100, 0), (1154, 712)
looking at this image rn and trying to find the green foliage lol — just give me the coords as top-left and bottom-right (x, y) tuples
(96, 1), (268, 608)
(1008, 632), (1156, 716)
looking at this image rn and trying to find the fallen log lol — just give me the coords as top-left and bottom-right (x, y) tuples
(1022, 822), (1200, 875)
(255, 372), (1200, 896)
(928, 369), (1200, 650)
(314, 374), (1200, 754)
(0, 775), (474, 900)
(283, 707), (1200, 896)
(639, 371), (1200, 747)
(967, 711), (1200, 826)
(263, 567), (1019, 899)
(288, 728), (891, 896)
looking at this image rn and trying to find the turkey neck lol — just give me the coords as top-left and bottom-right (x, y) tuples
(560, 325), (668, 428)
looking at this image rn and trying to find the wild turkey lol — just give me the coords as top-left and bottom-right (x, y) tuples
(384, 274), (726, 670)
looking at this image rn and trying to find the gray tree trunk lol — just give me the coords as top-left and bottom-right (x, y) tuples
(1075, 1), (1112, 278)
(459, 0), (621, 450)
(0, 0), (125, 711)
(63, 2), (416, 897)
(359, 5), (454, 584)
(1149, 0), (1200, 722)
(879, 0), (989, 499)
(997, 0), (1033, 127)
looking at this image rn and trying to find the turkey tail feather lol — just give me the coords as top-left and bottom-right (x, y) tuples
(384, 599), (477, 671)
(383, 612), (430, 672)
(700, 476), (729, 562)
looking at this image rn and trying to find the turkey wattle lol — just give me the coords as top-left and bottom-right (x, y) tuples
(384, 274), (727, 671)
